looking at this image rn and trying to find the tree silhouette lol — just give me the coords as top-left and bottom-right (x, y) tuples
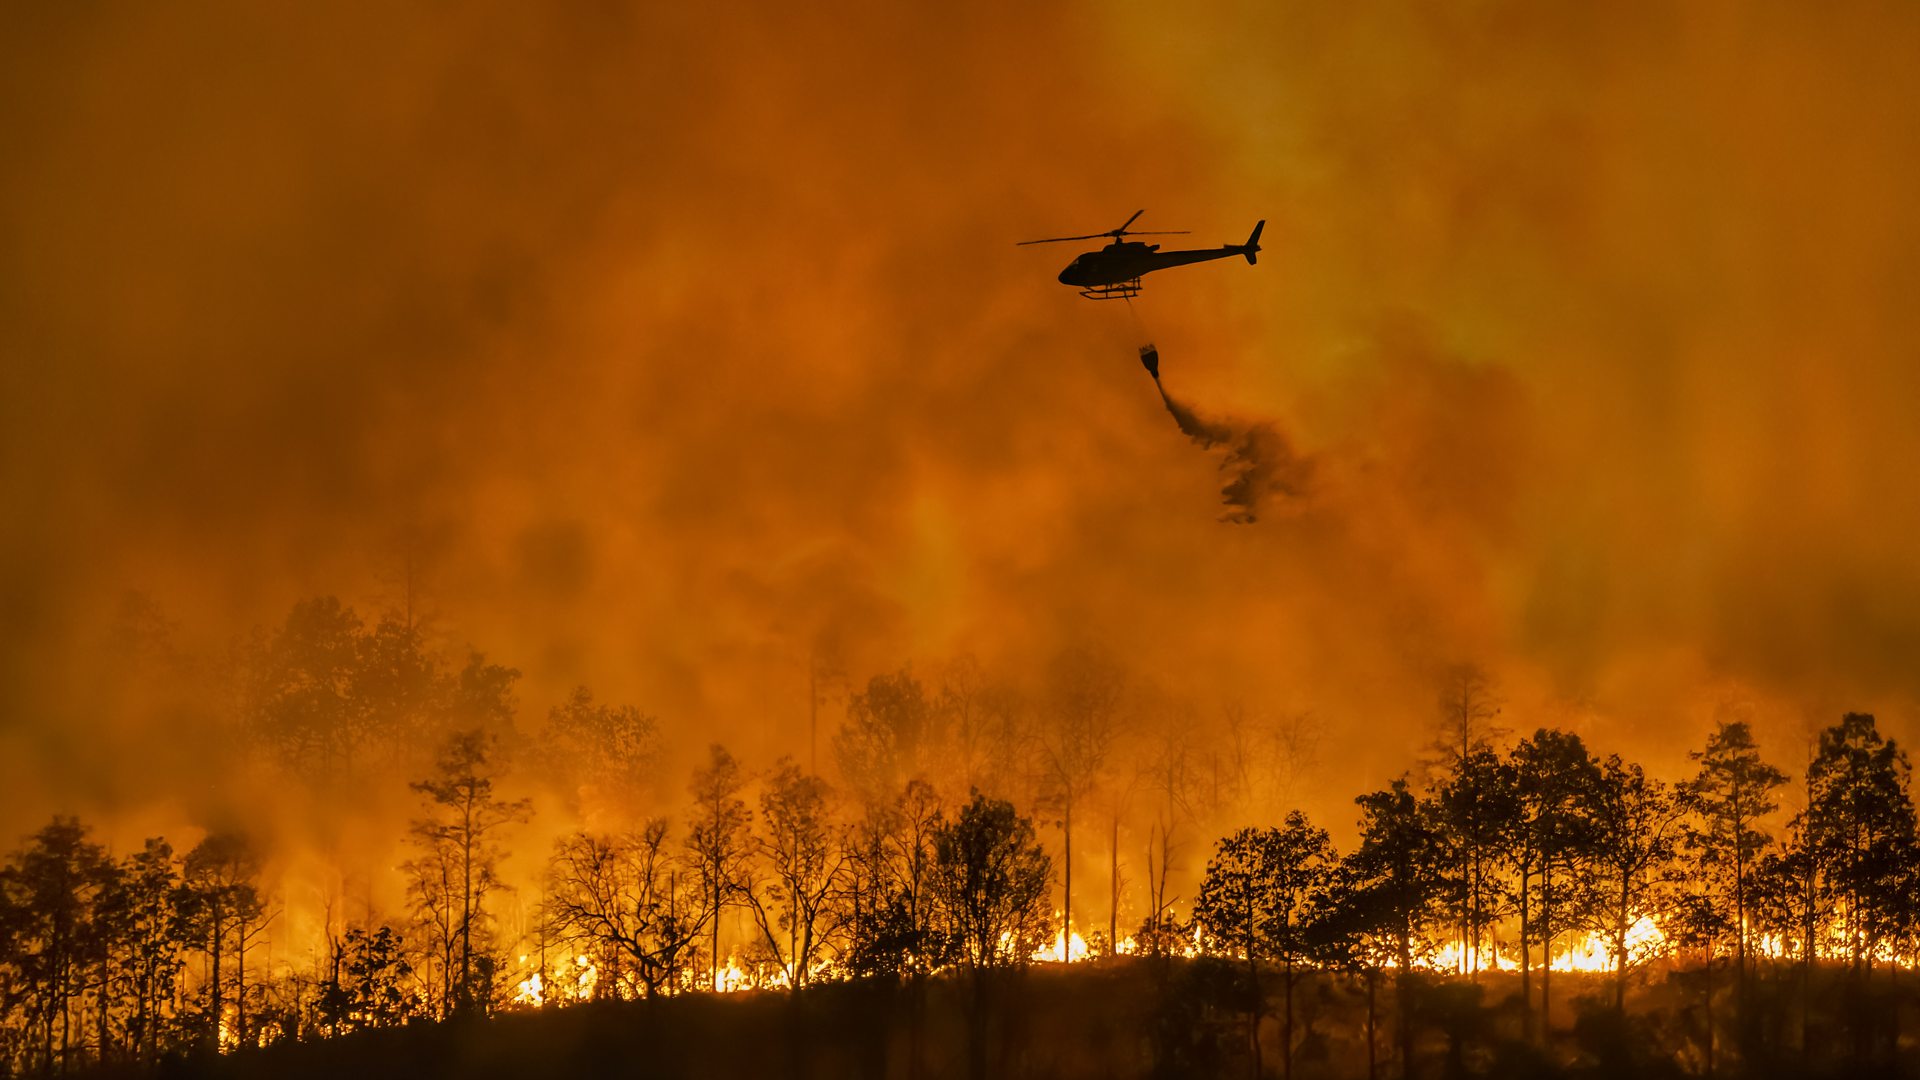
(1306, 859), (1401, 1080)
(1803, 713), (1915, 976)
(1434, 748), (1516, 981)
(685, 743), (752, 992)
(1583, 755), (1684, 1010)
(835, 669), (935, 808)
(353, 612), (444, 768)
(540, 686), (663, 825)
(1344, 779), (1447, 1076)
(2, 818), (113, 1073)
(405, 730), (531, 1016)
(842, 779), (945, 980)
(838, 780), (945, 1080)
(1195, 828), (1271, 1080)
(929, 792), (1051, 1080)
(1510, 728), (1603, 1039)
(1680, 717), (1786, 1023)
(1194, 813), (1334, 1080)
(182, 831), (266, 1049)
(929, 792), (1053, 972)
(741, 758), (846, 992)
(318, 926), (413, 1032)
(542, 821), (699, 999)
(100, 838), (184, 1064)
(243, 597), (368, 780)
(1748, 838), (1816, 1057)
(1037, 647), (1125, 962)
(1424, 665), (1506, 979)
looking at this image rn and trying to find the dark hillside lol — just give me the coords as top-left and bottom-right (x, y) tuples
(87, 959), (1920, 1080)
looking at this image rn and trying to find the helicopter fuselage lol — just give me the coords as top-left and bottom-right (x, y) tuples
(1056, 241), (1238, 286)
(1057, 222), (1262, 288)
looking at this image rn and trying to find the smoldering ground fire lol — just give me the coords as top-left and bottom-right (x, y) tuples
(5, 2), (1920, 1078)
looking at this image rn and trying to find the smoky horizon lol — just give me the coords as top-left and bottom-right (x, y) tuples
(4, 6), (1920, 1076)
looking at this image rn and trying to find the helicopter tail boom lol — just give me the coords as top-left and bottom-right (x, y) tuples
(1243, 220), (1264, 264)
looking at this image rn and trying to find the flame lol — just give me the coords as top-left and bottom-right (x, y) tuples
(1418, 917), (1668, 975)
(512, 953), (599, 1007)
(1550, 917), (1667, 973)
(1427, 939), (1519, 974)
(716, 955), (752, 993)
(513, 970), (545, 1008)
(1032, 928), (1090, 963)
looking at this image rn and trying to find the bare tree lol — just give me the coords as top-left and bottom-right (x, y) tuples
(541, 821), (698, 999)
(1427, 663), (1506, 775)
(1139, 704), (1200, 954)
(1426, 664), (1505, 975)
(1037, 647), (1125, 960)
(684, 744), (752, 992)
(406, 730), (531, 1016)
(741, 759), (846, 991)
(937, 656), (990, 795)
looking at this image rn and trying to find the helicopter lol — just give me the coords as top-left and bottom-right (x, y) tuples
(1018, 210), (1264, 300)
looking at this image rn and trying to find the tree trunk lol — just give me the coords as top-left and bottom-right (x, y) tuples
(210, 910), (224, 1049)
(1540, 863), (1553, 1041)
(1734, 837), (1747, 1036)
(1615, 884), (1630, 1012)
(1396, 931), (1414, 1080)
(1614, 933), (1627, 1012)
(1063, 794), (1073, 962)
(1110, 814), (1119, 957)
(1365, 968), (1378, 1080)
(1469, 849), (1483, 982)
(1284, 953), (1295, 1080)
(909, 972), (926, 1080)
(1888, 959), (1901, 1075)
(237, 921), (251, 1049)
(1704, 938), (1715, 1079)
(459, 802), (471, 1013)
(968, 969), (990, 1080)
(1247, 935), (1263, 1080)
(1518, 866), (1532, 1045)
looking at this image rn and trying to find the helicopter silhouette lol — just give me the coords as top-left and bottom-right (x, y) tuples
(1018, 210), (1263, 300)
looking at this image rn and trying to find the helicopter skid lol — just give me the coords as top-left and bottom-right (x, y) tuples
(1077, 278), (1142, 301)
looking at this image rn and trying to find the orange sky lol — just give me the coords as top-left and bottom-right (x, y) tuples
(4, 2), (1920, 845)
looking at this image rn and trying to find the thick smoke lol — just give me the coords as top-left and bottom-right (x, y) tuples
(3, 1), (1920, 878)
(1152, 372), (1311, 523)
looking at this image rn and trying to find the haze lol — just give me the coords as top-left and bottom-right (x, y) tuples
(4, 2), (1919, 858)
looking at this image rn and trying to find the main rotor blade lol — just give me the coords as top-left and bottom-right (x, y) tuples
(1015, 233), (1108, 246)
(1118, 209), (1146, 232)
(1124, 230), (1190, 236)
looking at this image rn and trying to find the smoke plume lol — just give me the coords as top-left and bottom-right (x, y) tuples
(3, 1), (1920, 883)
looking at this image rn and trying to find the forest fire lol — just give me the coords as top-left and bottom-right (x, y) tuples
(3, 614), (1917, 1080)
(6, 2), (1920, 1078)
